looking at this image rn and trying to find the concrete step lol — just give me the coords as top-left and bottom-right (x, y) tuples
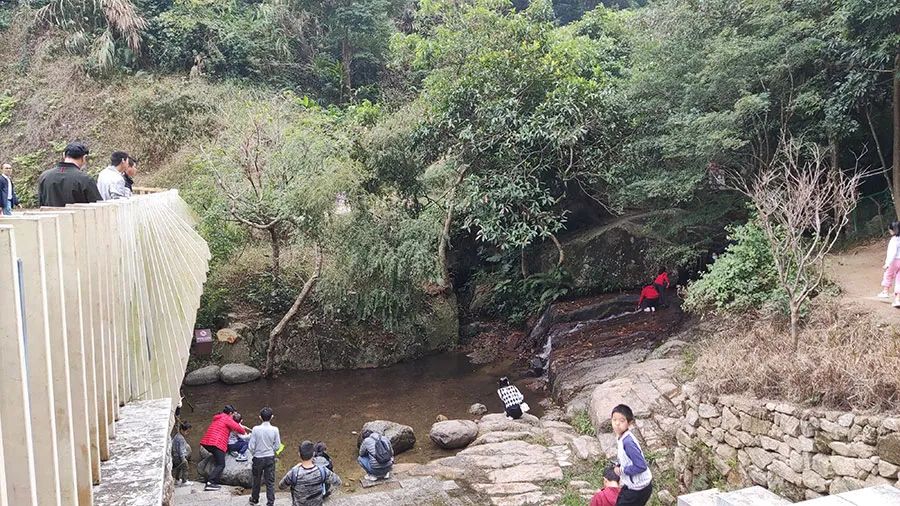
(678, 488), (721, 506)
(715, 486), (792, 506)
(795, 485), (900, 505)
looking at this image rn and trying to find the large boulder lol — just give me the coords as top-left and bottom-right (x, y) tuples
(430, 420), (478, 449)
(197, 447), (252, 487)
(219, 363), (261, 384)
(184, 365), (221, 386)
(358, 421), (416, 455)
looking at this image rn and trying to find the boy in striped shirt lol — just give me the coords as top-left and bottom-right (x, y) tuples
(611, 404), (653, 506)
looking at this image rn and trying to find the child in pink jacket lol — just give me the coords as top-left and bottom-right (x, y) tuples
(879, 221), (900, 308)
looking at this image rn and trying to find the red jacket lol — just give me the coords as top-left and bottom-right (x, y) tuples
(590, 487), (620, 506)
(637, 285), (660, 305)
(654, 272), (670, 288)
(199, 413), (246, 452)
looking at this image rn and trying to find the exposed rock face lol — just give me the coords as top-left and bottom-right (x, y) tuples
(275, 293), (459, 372)
(219, 363), (261, 384)
(588, 358), (681, 431)
(359, 421), (417, 455)
(197, 447), (252, 488)
(430, 420), (479, 449)
(534, 213), (667, 292)
(183, 365), (220, 386)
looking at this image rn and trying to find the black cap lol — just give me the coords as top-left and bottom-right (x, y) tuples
(64, 141), (89, 159)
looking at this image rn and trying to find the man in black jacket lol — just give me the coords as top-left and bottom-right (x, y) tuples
(37, 141), (101, 207)
(0, 163), (18, 214)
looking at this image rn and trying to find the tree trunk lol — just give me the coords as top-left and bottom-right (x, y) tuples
(262, 246), (323, 377)
(438, 167), (468, 289)
(893, 53), (900, 219)
(789, 302), (800, 351)
(549, 232), (565, 267)
(269, 227), (281, 279)
(341, 37), (353, 102)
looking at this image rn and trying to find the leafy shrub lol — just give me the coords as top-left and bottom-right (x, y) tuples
(683, 221), (781, 313)
(480, 264), (572, 324)
(0, 94), (16, 126)
(571, 410), (596, 436)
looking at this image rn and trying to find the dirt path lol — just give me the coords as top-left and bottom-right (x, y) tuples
(828, 240), (900, 323)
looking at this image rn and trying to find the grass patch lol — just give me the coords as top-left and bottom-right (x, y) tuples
(571, 410), (596, 436)
(692, 298), (900, 411)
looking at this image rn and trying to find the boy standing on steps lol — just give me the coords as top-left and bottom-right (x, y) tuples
(248, 407), (282, 506)
(611, 404), (653, 506)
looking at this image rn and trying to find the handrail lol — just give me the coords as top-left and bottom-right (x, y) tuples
(0, 190), (210, 505)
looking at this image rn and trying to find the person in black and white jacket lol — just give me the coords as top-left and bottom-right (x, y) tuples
(497, 377), (525, 420)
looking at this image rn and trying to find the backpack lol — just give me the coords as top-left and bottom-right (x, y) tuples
(373, 435), (393, 465)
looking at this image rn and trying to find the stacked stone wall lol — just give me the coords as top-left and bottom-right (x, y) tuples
(673, 384), (900, 502)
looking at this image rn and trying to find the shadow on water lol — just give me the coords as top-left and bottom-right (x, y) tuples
(182, 352), (543, 483)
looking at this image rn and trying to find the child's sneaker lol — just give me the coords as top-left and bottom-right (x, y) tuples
(236, 453), (248, 462)
(364, 474), (379, 482)
(650, 307), (656, 312)
(383, 472), (390, 480)
(878, 290), (891, 299)
(204, 482), (221, 491)
(893, 297), (900, 308)
(643, 307), (651, 312)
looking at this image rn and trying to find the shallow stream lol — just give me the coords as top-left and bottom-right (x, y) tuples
(182, 352), (542, 483)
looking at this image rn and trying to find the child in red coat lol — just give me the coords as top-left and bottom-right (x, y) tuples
(637, 284), (660, 312)
(653, 268), (670, 307)
(589, 465), (621, 506)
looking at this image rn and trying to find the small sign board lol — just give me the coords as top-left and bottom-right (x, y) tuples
(194, 328), (213, 355)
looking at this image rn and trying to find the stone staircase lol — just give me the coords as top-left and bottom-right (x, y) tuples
(678, 484), (900, 506)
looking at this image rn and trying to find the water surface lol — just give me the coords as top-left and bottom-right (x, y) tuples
(182, 352), (542, 483)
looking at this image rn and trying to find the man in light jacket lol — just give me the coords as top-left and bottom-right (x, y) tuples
(97, 151), (132, 200)
(248, 407), (281, 506)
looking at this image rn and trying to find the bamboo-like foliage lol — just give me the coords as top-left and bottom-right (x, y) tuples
(36, 0), (148, 71)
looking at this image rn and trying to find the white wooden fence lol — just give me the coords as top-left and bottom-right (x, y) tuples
(0, 189), (210, 505)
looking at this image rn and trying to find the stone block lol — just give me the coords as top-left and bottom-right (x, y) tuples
(746, 447), (777, 470)
(812, 454), (835, 479)
(829, 477), (866, 495)
(788, 451), (804, 473)
(698, 403), (719, 419)
(712, 428), (725, 443)
(686, 408), (700, 428)
(821, 419), (850, 439)
(793, 496), (855, 505)
(723, 432), (743, 449)
(801, 469), (829, 493)
(713, 485), (791, 505)
(721, 408), (740, 432)
(776, 413), (800, 437)
(877, 433), (900, 465)
(769, 460), (803, 486)
(838, 413), (855, 428)
(833, 484), (900, 505)
(882, 417), (900, 433)
(878, 460), (899, 477)
(677, 488), (720, 506)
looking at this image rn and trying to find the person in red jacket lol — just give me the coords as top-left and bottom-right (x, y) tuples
(637, 284), (660, 312)
(589, 465), (621, 506)
(200, 404), (247, 491)
(653, 268), (671, 307)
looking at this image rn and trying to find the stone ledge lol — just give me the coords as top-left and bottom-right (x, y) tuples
(94, 398), (173, 506)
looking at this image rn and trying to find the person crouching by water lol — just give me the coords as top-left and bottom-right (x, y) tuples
(358, 429), (394, 481)
(199, 404), (247, 491)
(636, 283), (660, 313)
(497, 377), (525, 420)
(280, 440), (342, 506)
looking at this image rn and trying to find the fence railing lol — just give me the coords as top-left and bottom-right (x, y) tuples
(0, 190), (210, 506)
